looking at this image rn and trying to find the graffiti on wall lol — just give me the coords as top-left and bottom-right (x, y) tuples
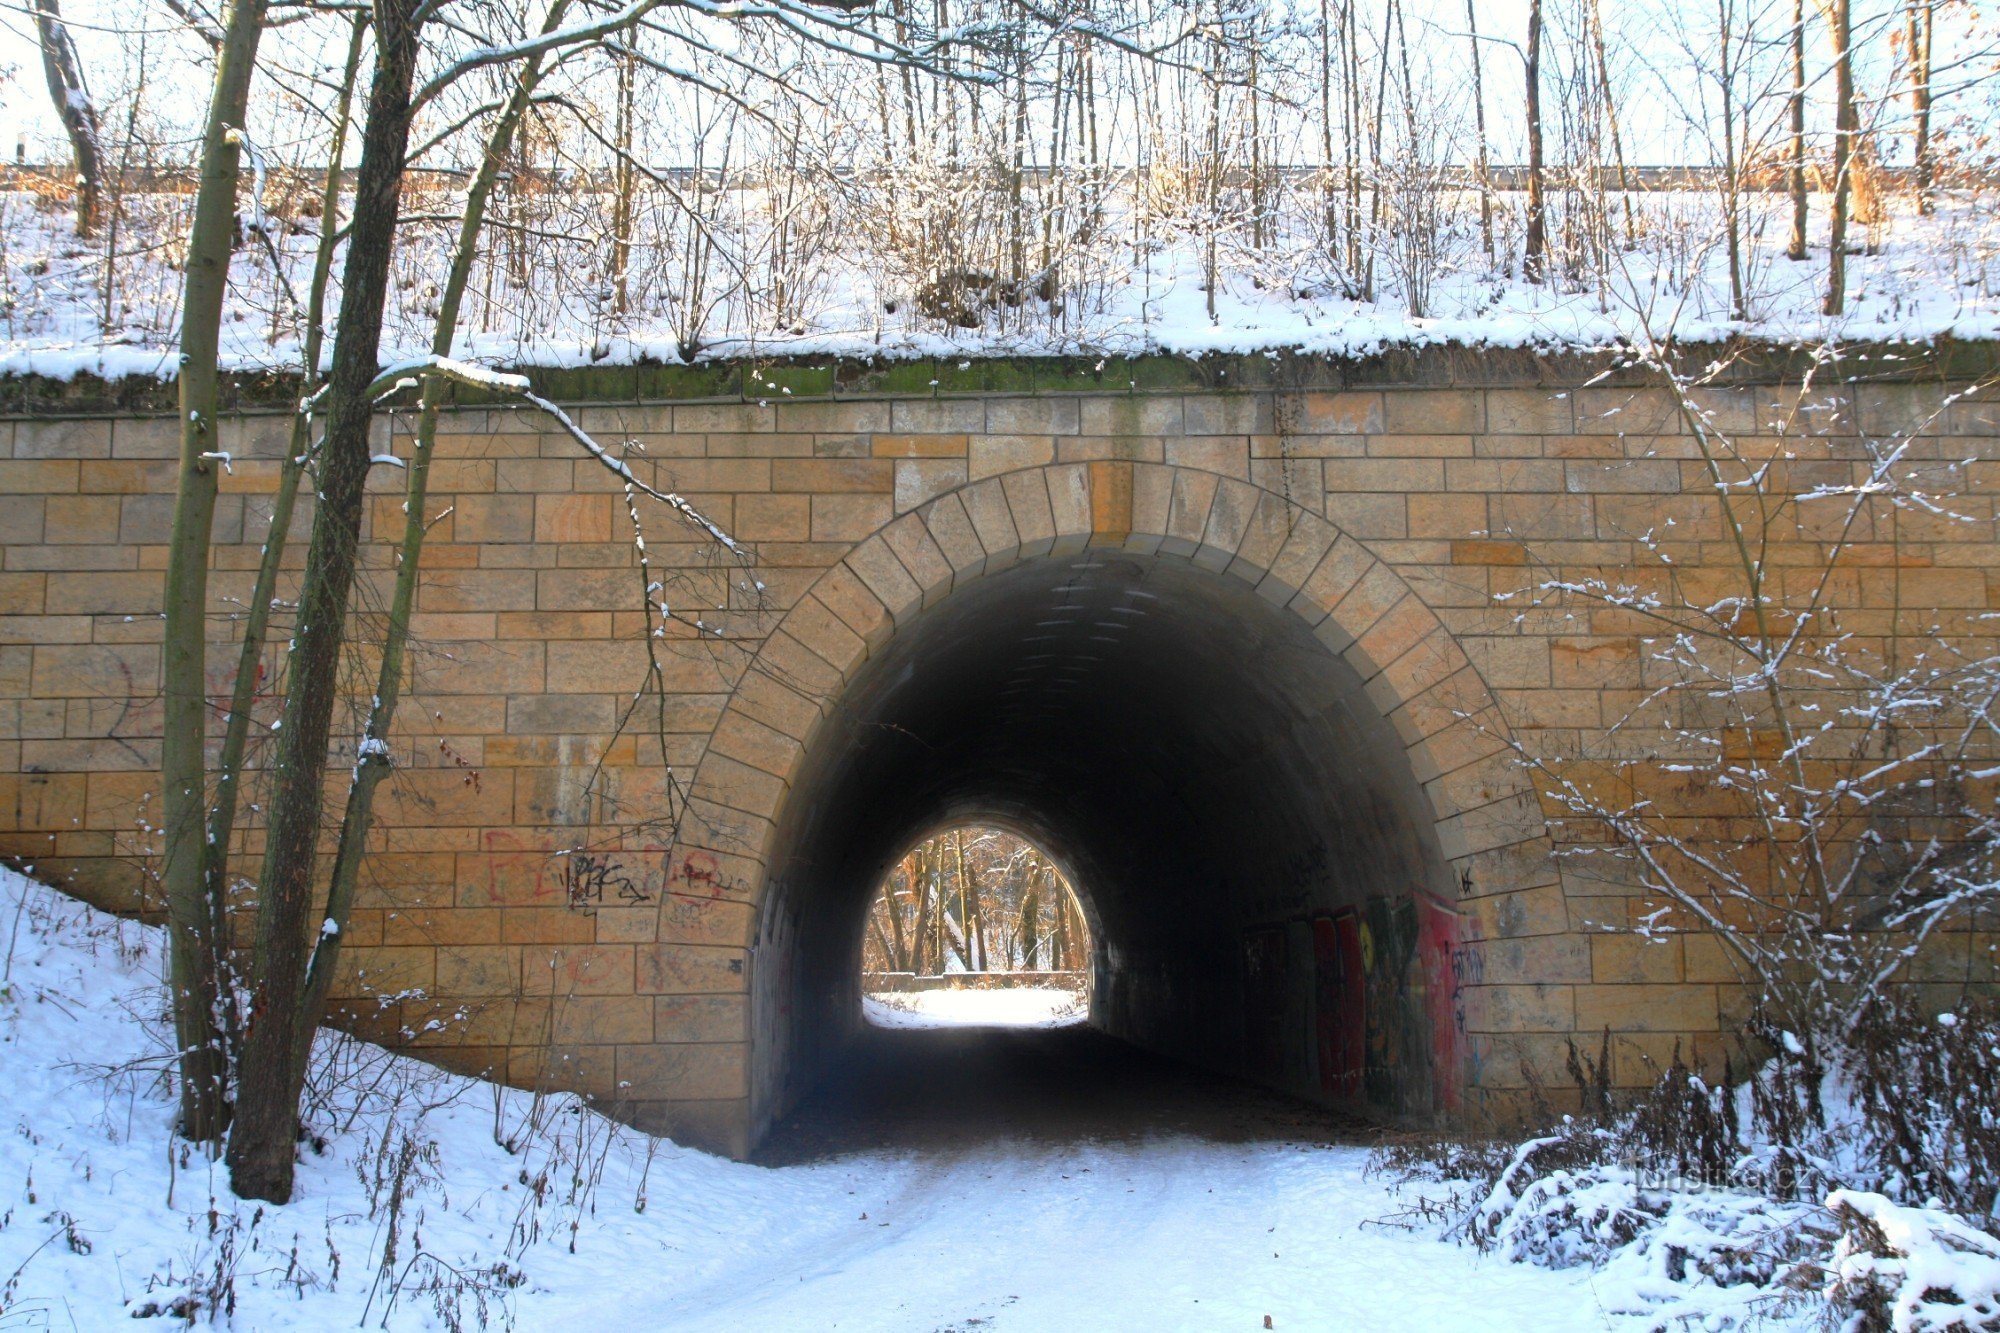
(476, 834), (762, 915)
(1250, 889), (1481, 1116)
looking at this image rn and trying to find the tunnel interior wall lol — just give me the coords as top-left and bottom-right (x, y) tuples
(754, 550), (1468, 1140)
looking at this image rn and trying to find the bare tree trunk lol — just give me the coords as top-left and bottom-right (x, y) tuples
(1907, 0), (1933, 215)
(951, 830), (983, 970)
(1464, 0), (1493, 260)
(1720, 0), (1746, 320)
(610, 48), (636, 315)
(1787, 0), (1808, 260)
(1586, 0), (1633, 247)
(202, 14), (365, 960)
(910, 843), (933, 974)
(883, 874), (910, 971)
(1825, 0), (1854, 313)
(227, 0), (425, 1206)
(293, 12), (568, 1099)
(31, 0), (102, 237)
(158, 0), (267, 1151)
(1523, 0), (1547, 283)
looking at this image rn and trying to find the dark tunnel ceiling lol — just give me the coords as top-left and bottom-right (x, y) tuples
(765, 547), (1455, 1084)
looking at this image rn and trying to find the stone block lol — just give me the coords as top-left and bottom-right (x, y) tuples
(811, 494), (893, 542)
(1184, 395), (1272, 434)
(536, 494), (613, 544)
(1165, 436), (1250, 479)
(675, 403), (776, 433)
(522, 943), (636, 997)
(1324, 457), (1443, 493)
(894, 459), (967, 513)
(636, 943), (748, 994)
(110, 417), (179, 459)
(872, 433), (968, 458)
(1486, 389), (1575, 434)
(968, 434), (1054, 481)
(1193, 477), (1259, 570)
(1591, 932), (1685, 984)
(1081, 395), (1183, 437)
(15, 419), (110, 459)
(1281, 391), (1382, 434)
(1407, 493), (1488, 540)
(735, 493), (812, 542)
(890, 399), (984, 433)
(1574, 983), (1719, 1033)
(615, 1041), (748, 1101)
(1000, 470), (1057, 557)
(986, 397), (1081, 434)
(1321, 493), (1405, 540)
(775, 458), (893, 493)
(844, 537), (923, 621)
(809, 562), (894, 648)
(0, 460), (79, 493)
(775, 401), (891, 433)
(654, 994), (748, 1043)
(920, 493), (988, 576)
(881, 513), (954, 599)
(43, 495), (120, 544)
(1383, 389), (1482, 434)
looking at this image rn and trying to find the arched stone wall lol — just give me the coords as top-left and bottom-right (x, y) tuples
(672, 462), (1557, 1151)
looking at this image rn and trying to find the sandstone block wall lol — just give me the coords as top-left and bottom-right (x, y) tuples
(1, 352), (1994, 1151)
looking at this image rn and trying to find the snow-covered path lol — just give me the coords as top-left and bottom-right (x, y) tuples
(609, 1137), (1622, 1332)
(0, 870), (1628, 1331)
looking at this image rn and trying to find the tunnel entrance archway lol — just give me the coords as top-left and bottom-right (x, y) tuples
(686, 464), (1551, 1154)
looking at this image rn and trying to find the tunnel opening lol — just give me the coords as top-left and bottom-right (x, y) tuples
(750, 546), (1468, 1153)
(859, 825), (1094, 1031)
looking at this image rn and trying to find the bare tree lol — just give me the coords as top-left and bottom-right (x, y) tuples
(1524, 0), (1548, 282)
(1907, 0), (1935, 214)
(30, 0), (104, 236)
(1825, 0), (1856, 312)
(159, 0), (269, 1150)
(1787, 0), (1809, 261)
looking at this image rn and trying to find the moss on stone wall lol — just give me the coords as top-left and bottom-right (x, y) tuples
(3, 337), (1995, 419)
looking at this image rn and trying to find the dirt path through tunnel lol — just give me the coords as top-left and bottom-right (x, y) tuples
(755, 1021), (1378, 1165)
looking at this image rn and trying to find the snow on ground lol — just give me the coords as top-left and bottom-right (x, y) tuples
(0, 865), (1791, 1331)
(861, 987), (1086, 1030)
(1, 187), (1995, 384)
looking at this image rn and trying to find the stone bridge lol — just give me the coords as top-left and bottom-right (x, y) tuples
(0, 347), (1993, 1156)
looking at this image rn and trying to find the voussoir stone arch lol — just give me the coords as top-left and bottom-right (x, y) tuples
(674, 458), (1555, 944)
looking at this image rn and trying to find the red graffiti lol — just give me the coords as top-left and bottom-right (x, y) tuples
(480, 828), (556, 905)
(1415, 892), (1472, 1112)
(1313, 912), (1367, 1100)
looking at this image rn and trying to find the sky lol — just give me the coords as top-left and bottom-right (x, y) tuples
(0, 0), (1977, 174)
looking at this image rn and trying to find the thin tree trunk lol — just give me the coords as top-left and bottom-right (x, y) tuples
(1825, 0), (1854, 313)
(158, 0), (267, 1150)
(293, 16), (567, 1098)
(1787, 0), (1808, 259)
(227, 0), (425, 1205)
(1908, 0), (1933, 215)
(1204, 34), (1221, 321)
(610, 48), (635, 315)
(201, 8), (364, 1083)
(1523, 0), (1547, 282)
(31, 0), (102, 237)
(884, 874), (910, 971)
(1464, 0), (1492, 260)
(1720, 0), (1745, 320)
(98, 33), (145, 335)
(1586, 0), (1633, 248)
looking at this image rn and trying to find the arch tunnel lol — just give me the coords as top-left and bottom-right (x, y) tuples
(746, 543), (1473, 1150)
